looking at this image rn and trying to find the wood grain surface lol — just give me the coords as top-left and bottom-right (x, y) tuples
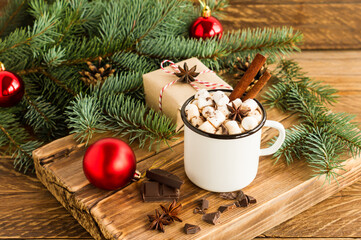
(1, 1), (361, 49)
(222, 1), (361, 50)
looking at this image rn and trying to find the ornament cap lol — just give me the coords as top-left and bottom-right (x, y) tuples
(0, 62), (5, 71)
(132, 170), (141, 181)
(202, 6), (211, 18)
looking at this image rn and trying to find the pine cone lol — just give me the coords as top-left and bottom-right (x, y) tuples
(80, 57), (115, 86)
(233, 56), (268, 93)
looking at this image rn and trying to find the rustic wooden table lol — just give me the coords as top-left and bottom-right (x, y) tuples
(0, 50), (360, 239)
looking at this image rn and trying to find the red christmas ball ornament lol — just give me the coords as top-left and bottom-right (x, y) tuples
(83, 138), (137, 190)
(0, 63), (25, 108)
(190, 6), (223, 40)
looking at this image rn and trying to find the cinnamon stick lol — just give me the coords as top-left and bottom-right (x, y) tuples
(242, 70), (271, 101)
(229, 53), (266, 101)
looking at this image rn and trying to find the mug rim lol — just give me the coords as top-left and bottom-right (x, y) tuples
(180, 89), (267, 139)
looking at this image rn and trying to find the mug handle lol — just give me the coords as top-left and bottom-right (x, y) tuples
(260, 120), (286, 156)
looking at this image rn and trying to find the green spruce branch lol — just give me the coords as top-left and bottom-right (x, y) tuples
(0, 0), (29, 37)
(66, 90), (177, 150)
(0, 110), (42, 172)
(0, 0), (303, 173)
(264, 60), (361, 182)
(137, 27), (303, 70)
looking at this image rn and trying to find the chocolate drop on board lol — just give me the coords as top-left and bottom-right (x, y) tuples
(184, 223), (201, 234)
(193, 207), (205, 214)
(202, 211), (221, 225)
(246, 195), (257, 204)
(219, 192), (238, 200)
(200, 198), (209, 210)
(146, 169), (184, 189)
(141, 181), (179, 202)
(239, 196), (249, 207)
(218, 203), (237, 213)
(237, 190), (246, 201)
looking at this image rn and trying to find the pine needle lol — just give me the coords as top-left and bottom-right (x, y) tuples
(264, 60), (361, 182)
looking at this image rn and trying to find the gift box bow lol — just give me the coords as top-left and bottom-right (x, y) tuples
(158, 60), (232, 111)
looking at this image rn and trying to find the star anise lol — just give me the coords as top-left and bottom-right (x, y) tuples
(160, 200), (182, 223)
(227, 102), (249, 122)
(148, 209), (170, 232)
(175, 63), (199, 83)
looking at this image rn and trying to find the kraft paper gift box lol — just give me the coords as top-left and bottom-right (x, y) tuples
(143, 57), (232, 131)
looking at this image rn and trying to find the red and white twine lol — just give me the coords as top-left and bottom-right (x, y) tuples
(158, 60), (231, 111)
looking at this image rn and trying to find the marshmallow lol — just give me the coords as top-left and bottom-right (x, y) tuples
(185, 103), (200, 121)
(202, 106), (215, 118)
(207, 110), (226, 128)
(215, 127), (223, 135)
(228, 98), (242, 109)
(199, 121), (216, 134)
(241, 116), (259, 131)
(198, 97), (214, 109)
(238, 123), (247, 133)
(213, 91), (230, 106)
(195, 89), (211, 100)
(191, 99), (198, 107)
(241, 99), (258, 112)
(225, 121), (242, 135)
(217, 105), (230, 117)
(248, 109), (262, 123)
(186, 91), (263, 135)
(191, 116), (205, 128)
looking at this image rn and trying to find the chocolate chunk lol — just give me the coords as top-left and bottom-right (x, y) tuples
(218, 206), (228, 213)
(202, 211), (221, 225)
(200, 198), (209, 211)
(246, 195), (257, 204)
(193, 207), (204, 214)
(146, 169), (184, 189)
(237, 190), (246, 201)
(234, 201), (241, 208)
(218, 203), (236, 213)
(184, 223), (201, 234)
(238, 196), (249, 207)
(219, 192), (237, 200)
(141, 181), (179, 202)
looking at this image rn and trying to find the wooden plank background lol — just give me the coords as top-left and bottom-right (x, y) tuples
(1, 0), (361, 49)
(222, 0), (361, 49)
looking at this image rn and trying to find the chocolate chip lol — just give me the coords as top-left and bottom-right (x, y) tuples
(237, 190), (246, 201)
(200, 198), (209, 211)
(184, 223), (201, 234)
(239, 196), (249, 207)
(246, 195), (257, 204)
(218, 203), (236, 213)
(202, 212), (221, 225)
(193, 207), (204, 214)
(219, 192), (237, 200)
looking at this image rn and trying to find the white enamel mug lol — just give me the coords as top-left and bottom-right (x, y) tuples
(181, 89), (286, 192)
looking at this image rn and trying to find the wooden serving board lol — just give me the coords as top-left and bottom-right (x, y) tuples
(32, 106), (361, 240)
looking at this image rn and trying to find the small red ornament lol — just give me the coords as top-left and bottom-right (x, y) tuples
(0, 63), (25, 108)
(190, 6), (223, 40)
(83, 138), (137, 190)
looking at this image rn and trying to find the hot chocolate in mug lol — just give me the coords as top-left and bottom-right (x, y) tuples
(181, 89), (286, 192)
